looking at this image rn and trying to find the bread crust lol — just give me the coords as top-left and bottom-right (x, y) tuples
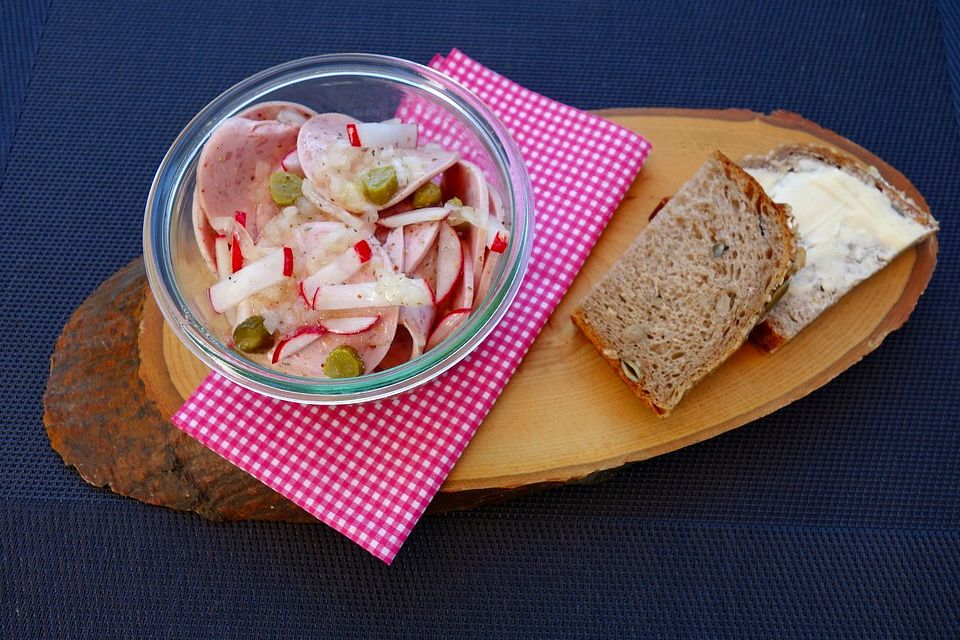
(571, 307), (668, 416)
(741, 144), (938, 351)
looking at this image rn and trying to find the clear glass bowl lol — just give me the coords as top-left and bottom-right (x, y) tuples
(144, 54), (534, 404)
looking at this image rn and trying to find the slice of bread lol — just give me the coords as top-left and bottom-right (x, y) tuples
(572, 151), (799, 416)
(741, 145), (939, 351)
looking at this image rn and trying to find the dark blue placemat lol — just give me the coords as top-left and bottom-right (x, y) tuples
(0, 0), (52, 177)
(2, 0), (958, 637)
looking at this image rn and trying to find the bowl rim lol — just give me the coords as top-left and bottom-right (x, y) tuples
(143, 53), (534, 404)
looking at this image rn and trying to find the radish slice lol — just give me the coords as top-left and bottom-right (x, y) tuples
(311, 277), (433, 311)
(426, 309), (471, 351)
(403, 221), (441, 274)
(383, 227), (405, 273)
(208, 247), (294, 313)
(476, 250), (500, 305)
(271, 326), (326, 364)
(346, 121), (418, 149)
(281, 149), (302, 175)
(486, 214), (509, 253)
(444, 161), (490, 290)
(377, 206), (449, 228)
(453, 239), (475, 310)
(319, 315), (381, 335)
(470, 224), (488, 291)
(434, 223), (463, 305)
(299, 239), (374, 308)
(231, 231), (244, 272)
(214, 236), (231, 280)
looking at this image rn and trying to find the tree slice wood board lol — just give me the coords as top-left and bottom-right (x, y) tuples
(44, 108), (937, 520)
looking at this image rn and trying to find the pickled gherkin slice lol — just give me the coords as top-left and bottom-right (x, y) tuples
(360, 166), (398, 205)
(323, 345), (366, 378)
(411, 182), (442, 209)
(269, 171), (303, 206)
(233, 315), (275, 353)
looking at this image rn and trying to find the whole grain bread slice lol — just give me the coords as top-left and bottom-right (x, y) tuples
(740, 144), (939, 351)
(572, 151), (799, 417)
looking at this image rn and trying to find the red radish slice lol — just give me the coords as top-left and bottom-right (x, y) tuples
(234, 210), (247, 229)
(299, 240), (375, 308)
(319, 315), (381, 335)
(346, 123), (361, 147)
(208, 247), (294, 313)
(231, 231), (244, 273)
(282, 247), (294, 277)
(214, 236), (231, 280)
(376, 206), (449, 228)
(470, 224), (487, 291)
(383, 227), (405, 272)
(453, 239), (475, 310)
(310, 278), (433, 311)
(346, 121), (418, 149)
(434, 223), (463, 305)
(353, 239), (372, 263)
(271, 326), (326, 364)
(486, 214), (509, 253)
(444, 161), (491, 290)
(280, 149), (302, 175)
(426, 309), (471, 351)
(476, 250), (500, 305)
(403, 221), (441, 274)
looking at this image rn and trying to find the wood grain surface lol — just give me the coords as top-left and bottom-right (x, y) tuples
(43, 109), (938, 520)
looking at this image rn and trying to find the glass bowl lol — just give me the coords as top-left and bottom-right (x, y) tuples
(143, 54), (534, 404)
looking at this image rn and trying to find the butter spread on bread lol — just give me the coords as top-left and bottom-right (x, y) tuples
(741, 145), (938, 351)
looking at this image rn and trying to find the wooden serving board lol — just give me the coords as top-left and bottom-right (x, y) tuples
(43, 108), (937, 519)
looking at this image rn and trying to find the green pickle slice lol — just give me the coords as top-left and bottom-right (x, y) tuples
(233, 316), (275, 353)
(323, 345), (366, 379)
(269, 171), (303, 206)
(411, 182), (442, 208)
(360, 166), (398, 205)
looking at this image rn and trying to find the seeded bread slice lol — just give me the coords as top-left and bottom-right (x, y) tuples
(741, 145), (939, 352)
(571, 151), (798, 417)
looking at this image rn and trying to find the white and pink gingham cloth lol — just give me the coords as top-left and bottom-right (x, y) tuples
(172, 49), (650, 563)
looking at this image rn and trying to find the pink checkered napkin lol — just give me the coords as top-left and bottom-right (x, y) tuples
(172, 49), (650, 564)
